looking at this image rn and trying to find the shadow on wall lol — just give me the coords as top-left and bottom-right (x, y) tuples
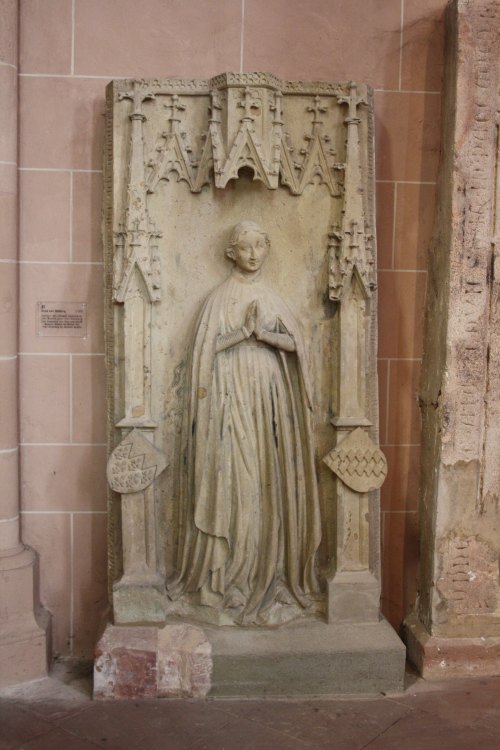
(378, 0), (446, 631)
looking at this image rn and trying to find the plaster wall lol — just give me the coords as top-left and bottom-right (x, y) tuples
(9, 0), (445, 657)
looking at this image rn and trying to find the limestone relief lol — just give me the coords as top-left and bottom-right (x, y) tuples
(104, 73), (386, 629)
(168, 221), (322, 625)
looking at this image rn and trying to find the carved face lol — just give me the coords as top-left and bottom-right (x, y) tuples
(229, 229), (269, 273)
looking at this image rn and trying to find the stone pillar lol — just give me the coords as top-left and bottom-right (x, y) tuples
(107, 82), (167, 625)
(323, 83), (387, 624)
(404, 0), (500, 678)
(0, 0), (50, 687)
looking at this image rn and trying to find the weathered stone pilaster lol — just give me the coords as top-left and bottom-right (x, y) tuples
(405, 0), (500, 678)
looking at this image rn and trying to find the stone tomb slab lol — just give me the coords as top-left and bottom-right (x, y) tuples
(102, 72), (405, 696)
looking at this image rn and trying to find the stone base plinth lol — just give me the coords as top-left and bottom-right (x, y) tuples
(113, 580), (167, 626)
(403, 613), (500, 679)
(209, 618), (405, 696)
(94, 622), (212, 699)
(94, 617), (405, 698)
(0, 547), (51, 688)
(327, 570), (380, 624)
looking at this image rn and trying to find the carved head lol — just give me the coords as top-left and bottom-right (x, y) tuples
(225, 221), (270, 274)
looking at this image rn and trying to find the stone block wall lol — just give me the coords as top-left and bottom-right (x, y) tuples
(8, 0), (446, 658)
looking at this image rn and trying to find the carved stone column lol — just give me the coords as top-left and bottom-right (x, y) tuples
(0, 0), (50, 686)
(107, 82), (167, 624)
(404, 0), (500, 678)
(323, 83), (387, 623)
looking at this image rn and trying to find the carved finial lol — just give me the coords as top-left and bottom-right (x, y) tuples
(269, 91), (283, 124)
(328, 224), (343, 244)
(347, 220), (362, 254)
(118, 80), (155, 122)
(307, 96), (327, 127)
(165, 94), (186, 132)
(172, 94), (186, 111)
(209, 90), (222, 123)
(238, 87), (260, 122)
(337, 81), (367, 124)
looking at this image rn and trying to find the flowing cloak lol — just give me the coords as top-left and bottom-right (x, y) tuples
(171, 272), (322, 623)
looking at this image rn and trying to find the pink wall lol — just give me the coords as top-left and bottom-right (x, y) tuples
(16, 0), (446, 657)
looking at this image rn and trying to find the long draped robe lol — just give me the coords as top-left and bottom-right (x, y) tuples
(170, 269), (322, 625)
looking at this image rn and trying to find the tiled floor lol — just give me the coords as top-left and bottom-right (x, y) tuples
(0, 663), (499, 750)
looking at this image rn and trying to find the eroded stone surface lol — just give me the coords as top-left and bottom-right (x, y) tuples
(407, 0), (500, 664)
(107, 429), (167, 494)
(323, 427), (387, 493)
(157, 623), (211, 698)
(405, 613), (500, 680)
(104, 72), (386, 631)
(94, 623), (211, 699)
(94, 626), (157, 699)
(437, 536), (499, 617)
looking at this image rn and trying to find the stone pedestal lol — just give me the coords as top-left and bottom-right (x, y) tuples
(327, 570), (380, 624)
(403, 0), (500, 678)
(94, 617), (405, 699)
(208, 618), (405, 696)
(405, 614), (500, 679)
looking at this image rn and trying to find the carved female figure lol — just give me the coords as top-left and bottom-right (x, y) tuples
(171, 221), (322, 625)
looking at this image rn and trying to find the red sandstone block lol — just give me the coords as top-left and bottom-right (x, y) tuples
(72, 513), (108, 658)
(404, 614), (500, 679)
(157, 623), (212, 699)
(378, 271), (426, 360)
(375, 92), (441, 183)
(74, 0), (240, 78)
(20, 0), (72, 74)
(243, 0), (401, 89)
(94, 623), (212, 699)
(21, 445), (107, 512)
(94, 627), (158, 700)
(401, 0), (446, 92)
(19, 77), (105, 170)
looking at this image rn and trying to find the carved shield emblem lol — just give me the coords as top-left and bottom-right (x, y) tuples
(107, 429), (167, 494)
(323, 427), (387, 493)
